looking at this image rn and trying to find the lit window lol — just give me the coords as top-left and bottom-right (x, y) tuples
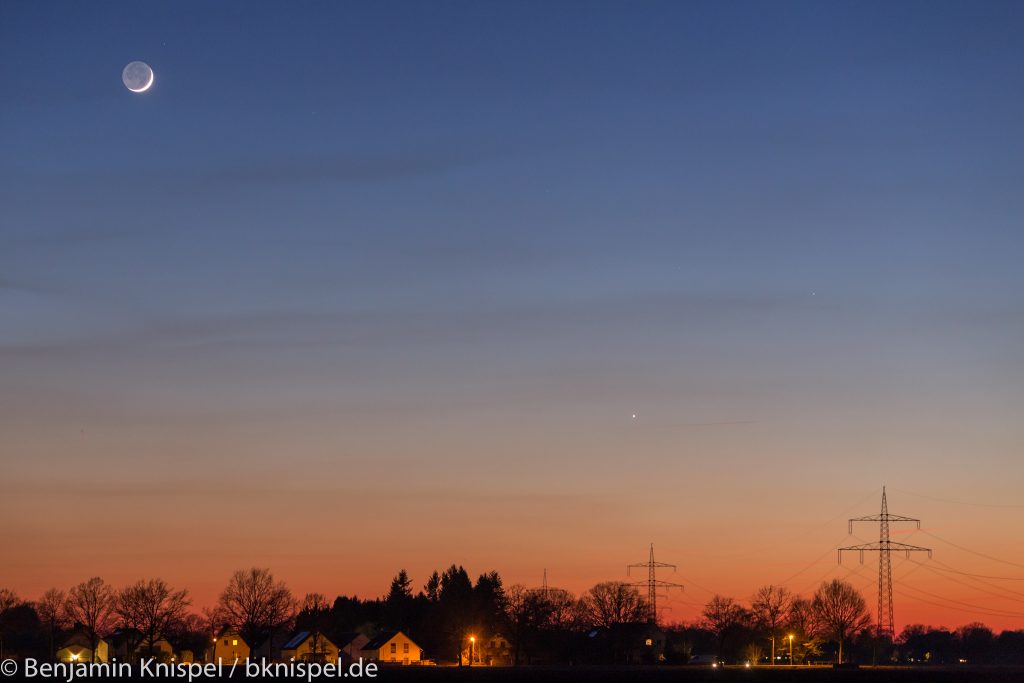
(232, 640), (238, 646)
(645, 638), (653, 646)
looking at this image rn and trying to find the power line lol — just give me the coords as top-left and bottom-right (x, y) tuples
(907, 559), (1024, 605)
(888, 487), (1024, 510)
(775, 533), (855, 588)
(845, 562), (1024, 620)
(921, 531), (1024, 571)
(926, 559), (1024, 582)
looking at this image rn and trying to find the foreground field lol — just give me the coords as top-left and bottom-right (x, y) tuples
(376, 665), (1024, 683)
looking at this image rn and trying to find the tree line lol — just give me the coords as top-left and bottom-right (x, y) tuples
(1, 570), (1023, 666)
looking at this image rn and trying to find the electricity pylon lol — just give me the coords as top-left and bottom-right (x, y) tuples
(838, 487), (931, 638)
(627, 543), (683, 624)
(531, 568), (550, 599)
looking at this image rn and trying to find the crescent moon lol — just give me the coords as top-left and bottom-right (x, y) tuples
(132, 71), (154, 93)
(122, 61), (155, 93)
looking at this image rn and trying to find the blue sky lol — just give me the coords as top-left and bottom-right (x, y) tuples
(1, 1), (1023, 620)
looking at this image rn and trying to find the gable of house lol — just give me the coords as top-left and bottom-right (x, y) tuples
(211, 629), (250, 663)
(280, 631), (339, 662)
(361, 631), (422, 664)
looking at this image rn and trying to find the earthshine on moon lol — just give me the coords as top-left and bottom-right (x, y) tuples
(122, 61), (154, 93)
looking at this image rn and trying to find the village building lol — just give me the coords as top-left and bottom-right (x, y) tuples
(360, 630), (422, 665)
(463, 634), (513, 666)
(333, 633), (370, 662)
(56, 630), (109, 663)
(209, 628), (250, 663)
(280, 631), (339, 663)
(107, 628), (174, 662)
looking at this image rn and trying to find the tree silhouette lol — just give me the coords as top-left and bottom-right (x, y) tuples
(473, 571), (507, 637)
(297, 593), (332, 662)
(216, 568), (297, 648)
(812, 579), (870, 664)
(582, 582), (647, 629)
(0, 589), (20, 660)
(701, 595), (748, 660)
(36, 589), (68, 660)
(65, 578), (115, 663)
(438, 565), (474, 665)
(504, 585), (550, 665)
(384, 570), (415, 630)
(751, 585), (791, 664)
(423, 572), (441, 603)
(115, 579), (191, 661)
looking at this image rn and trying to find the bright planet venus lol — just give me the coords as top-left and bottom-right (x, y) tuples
(121, 60), (154, 92)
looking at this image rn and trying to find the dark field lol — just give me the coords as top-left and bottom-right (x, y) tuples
(9, 665), (1023, 683)
(374, 665), (1024, 683)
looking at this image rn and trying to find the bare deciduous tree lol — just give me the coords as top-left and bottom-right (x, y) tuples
(0, 589), (20, 660)
(811, 579), (871, 664)
(702, 595), (748, 659)
(785, 595), (821, 663)
(581, 582), (647, 629)
(299, 593), (332, 662)
(115, 579), (191, 660)
(65, 578), (116, 662)
(504, 585), (550, 665)
(544, 588), (578, 631)
(37, 588), (69, 659)
(751, 584), (791, 664)
(0, 589), (18, 613)
(216, 568), (297, 647)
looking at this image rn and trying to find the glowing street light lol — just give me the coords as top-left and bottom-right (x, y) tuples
(468, 636), (476, 667)
(788, 634), (795, 666)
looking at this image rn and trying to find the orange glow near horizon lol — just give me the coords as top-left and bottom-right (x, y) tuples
(3, 467), (1023, 633)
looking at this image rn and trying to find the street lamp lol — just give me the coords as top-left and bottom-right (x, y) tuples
(468, 636), (476, 667)
(788, 634), (794, 666)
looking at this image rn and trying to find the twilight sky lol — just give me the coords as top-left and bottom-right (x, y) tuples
(2, 1), (1023, 630)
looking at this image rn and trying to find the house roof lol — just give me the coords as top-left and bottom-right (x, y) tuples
(282, 631), (310, 650)
(282, 631), (335, 651)
(106, 628), (141, 646)
(361, 631), (399, 651)
(60, 631), (108, 649)
(333, 632), (365, 648)
(215, 626), (243, 641)
(250, 626), (292, 652)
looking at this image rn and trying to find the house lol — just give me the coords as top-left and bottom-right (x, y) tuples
(333, 633), (370, 662)
(57, 630), (109, 663)
(617, 622), (667, 664)
(280, 631), (339, 663)
(582, 623), (667, 665)
(107, 628), (175, 662)
(360, 631), (422, 665)
(250, 627), (291, 662)
(462, 634), (513, 666)
(209, 628), (250, 664)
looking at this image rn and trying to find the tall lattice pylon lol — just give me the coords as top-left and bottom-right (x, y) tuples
(627, 543), (683, 624)
(838, 487), (931, 638)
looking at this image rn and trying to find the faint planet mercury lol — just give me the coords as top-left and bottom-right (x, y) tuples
(122, 61), (154, 93)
